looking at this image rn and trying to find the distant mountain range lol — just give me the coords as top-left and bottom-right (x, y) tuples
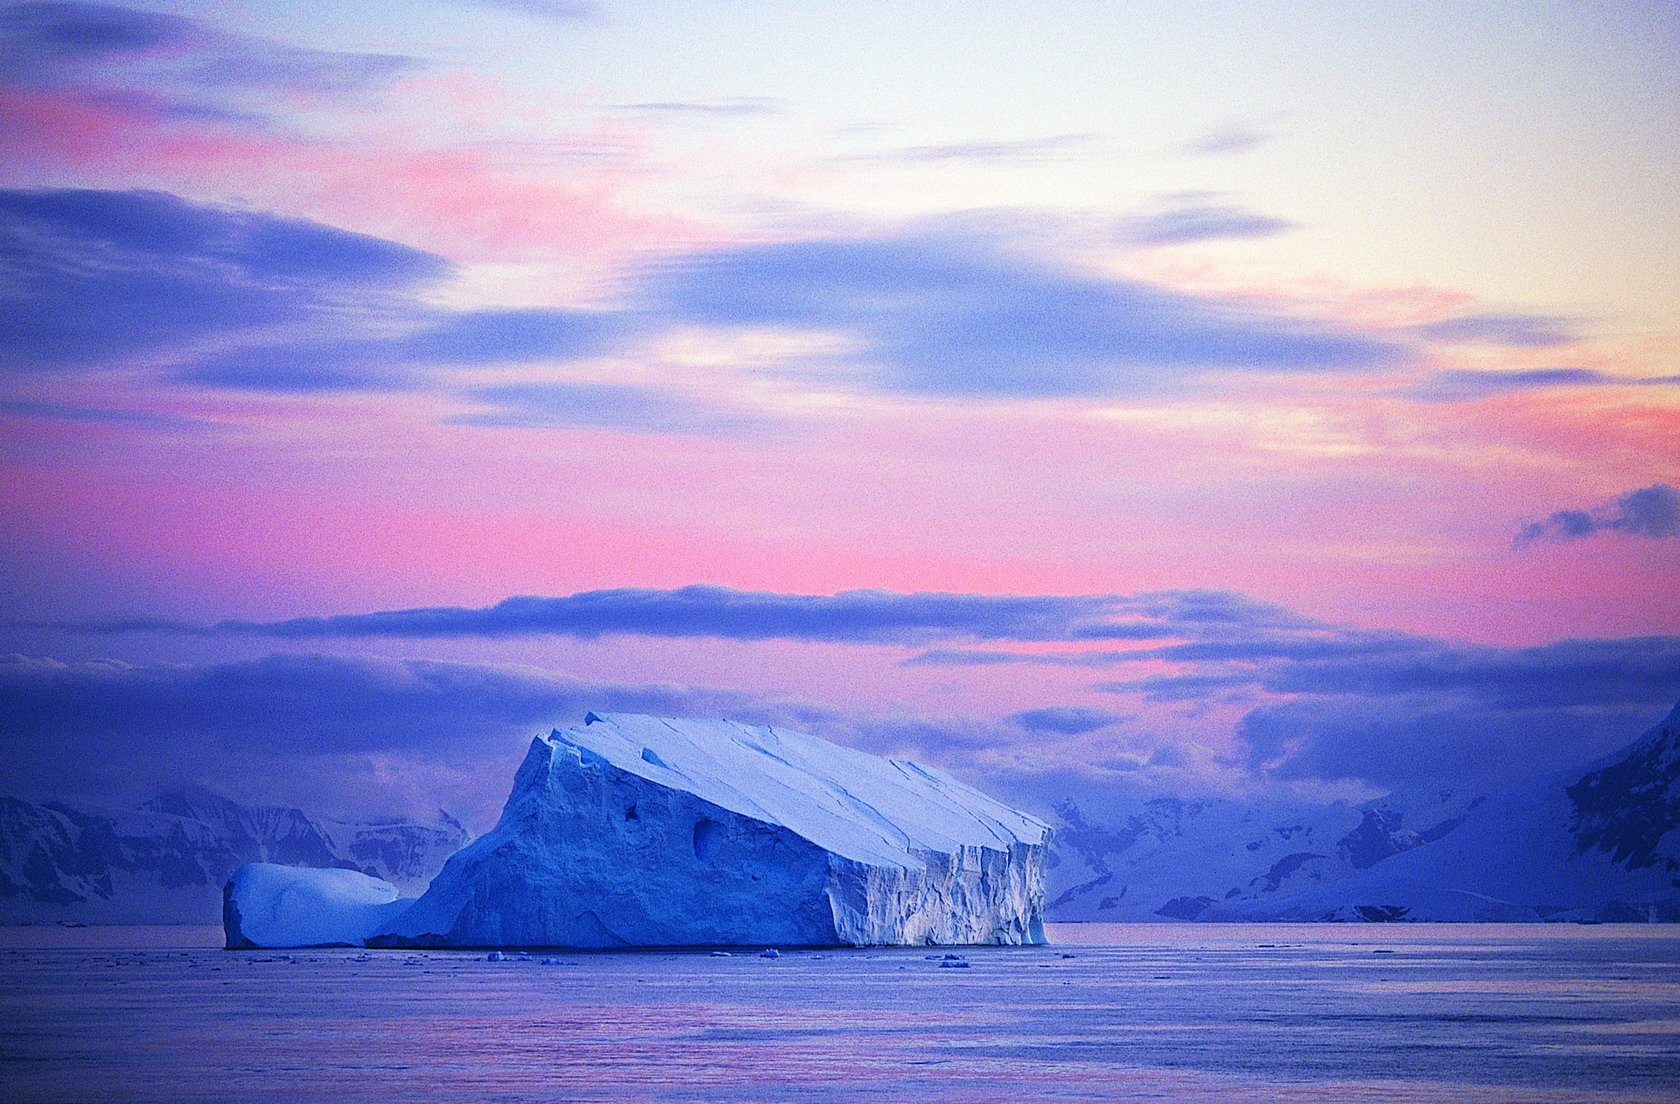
(1044, 699), (1680, 922)
(4, 700), (1677, 925)
(0, 786), (467, 925)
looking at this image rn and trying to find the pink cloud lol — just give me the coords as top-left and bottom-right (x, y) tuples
(0, 85), (129, 164)
(0, 83), (704, 264)
(5, 375), (1675, 664)
(1118, 250), (1479, 329)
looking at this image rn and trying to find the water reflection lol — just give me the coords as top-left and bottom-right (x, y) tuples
(1, 923), (1676, 1103)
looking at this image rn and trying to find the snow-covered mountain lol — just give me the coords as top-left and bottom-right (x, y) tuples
(1039, 700), (1680, 922)
(0, 787), (467, 925)
(1040, 784), (1480, 921)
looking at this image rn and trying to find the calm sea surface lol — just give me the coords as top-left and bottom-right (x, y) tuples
(2, 923), (1677, 1103)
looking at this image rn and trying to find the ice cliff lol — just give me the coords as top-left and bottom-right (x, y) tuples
(225, 713), (1051, 948)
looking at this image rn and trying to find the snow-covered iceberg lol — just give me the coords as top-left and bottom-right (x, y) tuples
(223, 863), (412, 949)
(225, 713), (1051, 948)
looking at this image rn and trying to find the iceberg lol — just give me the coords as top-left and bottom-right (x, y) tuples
(225, 713), (1051, 948)
(223, 863), (411, 949)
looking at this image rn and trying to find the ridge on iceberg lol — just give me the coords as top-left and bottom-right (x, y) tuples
(225, 713), (1052, 949)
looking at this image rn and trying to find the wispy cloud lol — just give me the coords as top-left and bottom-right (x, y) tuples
(0, 396), (218, 430)
(1008, 706), (1126, 736)
(29, 584), (1680, 796)
(0, 186), (647, 415)
(616, 96), (780, 117)
(0, 9), (671, 260)
(1411, 311), (1578, 348)
(0, 651), (777, 802)
(859, 133), (1094, 164)
(450, 381), (761, 436)
(1515, 484), (1680, 548)
(0, 186), (448, 373)
(1096, 623), (1680, 788)
(1177, 120), (1273, 157)
(1118, 198), (1298, 246)
(646, 230), (1403, 398)
(904, 648), (1138, 668)
(0, 650), (1058, 810)
(5, 189), (1410, 408)
(458, 0), (596, 21)
(1407, 367), (1610, 402)
(173, 310), (621, 394)
(0, 1), (418, 115)
(1104, 633), (1680, 710)
(63, 586), (1138, 645)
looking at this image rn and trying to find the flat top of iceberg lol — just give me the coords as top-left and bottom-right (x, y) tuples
(551, 713), (1049, 867)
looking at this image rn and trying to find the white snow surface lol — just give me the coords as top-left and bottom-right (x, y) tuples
(229, 714), (1052, 949)
(554, 712), (1049, 866)
(223, 863), (411, 948)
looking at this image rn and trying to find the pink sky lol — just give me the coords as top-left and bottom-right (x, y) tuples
(1, 1), (1675, 814)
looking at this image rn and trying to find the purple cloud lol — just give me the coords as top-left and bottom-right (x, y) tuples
(1177, 122), (1273, 157)
(1009, 707), (1126, 736)
(0, 187), (447, 373)
(1408, 367), (1608, 402)
(861, 134), (1094, 164)
(17, 584), (1680, 800)
(1515, 484), (1680, 548)
(648, 231), (1403, 398)
(0, 2), (417, 100)
(1413, 312), (1577, 348)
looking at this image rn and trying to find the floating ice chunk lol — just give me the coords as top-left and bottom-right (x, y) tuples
(223, 864), (411, 949)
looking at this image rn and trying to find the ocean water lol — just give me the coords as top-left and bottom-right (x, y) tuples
(2, 923), (1677, 1103)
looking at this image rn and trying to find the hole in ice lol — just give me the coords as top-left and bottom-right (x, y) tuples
(624, 804), (638, 821)
(692, 817), (722, 862)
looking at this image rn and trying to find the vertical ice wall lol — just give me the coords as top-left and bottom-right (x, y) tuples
(379, 714), (1051, 947)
